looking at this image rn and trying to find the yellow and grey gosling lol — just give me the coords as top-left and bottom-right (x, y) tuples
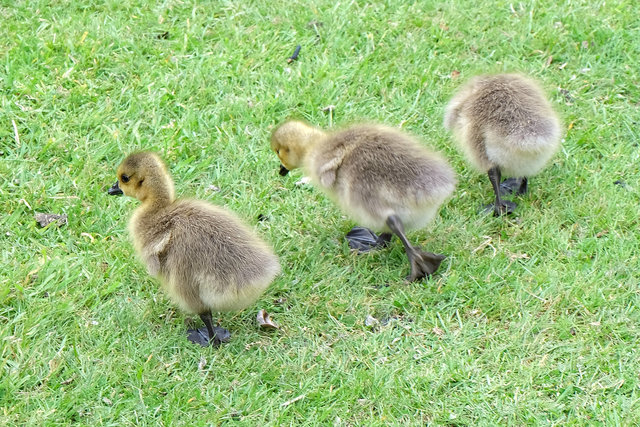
(270, 121), (456, 281)
(108, 152), (280, 346)
(444, 73), (561, 215)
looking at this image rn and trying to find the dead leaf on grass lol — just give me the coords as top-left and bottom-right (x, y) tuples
(257, 309), (279, 330)
(365, 315), (379, 328)
(273, 297), (287, 305)
(35, 212), (68, 227)
(509, 252), (530, 261)
(559, 88), (574, 102)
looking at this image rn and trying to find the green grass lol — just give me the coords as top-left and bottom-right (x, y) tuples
(1, 0), (639, 424)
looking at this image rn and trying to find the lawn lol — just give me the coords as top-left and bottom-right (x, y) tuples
(1, 0), (639, 424)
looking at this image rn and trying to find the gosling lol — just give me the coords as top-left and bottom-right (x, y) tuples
(108, 152), (280, 346)
(270, 120), (456, 282)
(444, 73), (561, 216)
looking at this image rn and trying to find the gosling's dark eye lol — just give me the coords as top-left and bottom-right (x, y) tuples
(121, 174), (130, 183)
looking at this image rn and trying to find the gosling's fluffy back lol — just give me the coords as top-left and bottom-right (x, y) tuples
(444, 74), (561, 176)
(130, 199), (280, 315)
(305, 124), (456, 230)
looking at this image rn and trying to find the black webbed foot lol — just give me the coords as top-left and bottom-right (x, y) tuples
(406, 250), (446, 282)
(188, 312), (231, 347)
(187, 327), (211, 347)
(482, 199), (517, 216)
(499, 177), (528, 196)
(187, 326), (231, 347)
(384, 214), (445, 282)
(346, 227), (392, 252)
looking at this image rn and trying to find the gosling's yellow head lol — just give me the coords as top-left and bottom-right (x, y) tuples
(270, 120), (324, 176)
(108, 151), (175, 204)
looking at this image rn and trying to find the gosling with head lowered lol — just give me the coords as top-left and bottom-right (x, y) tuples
(271, 121), (456, 282)
(444, 73), (561, 216)
(108, 152), (280, 346)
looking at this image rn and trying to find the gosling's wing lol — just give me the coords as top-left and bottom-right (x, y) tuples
(308, 143), (352, 189)
(144, 230), (172, 277)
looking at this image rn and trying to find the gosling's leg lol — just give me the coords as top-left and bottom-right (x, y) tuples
(500, 177), (528, 196)
(386, 215), (445, 282)
(346, 227), (392, 252)
(484, 166), (516, 216)
(187, 311), (231, 347)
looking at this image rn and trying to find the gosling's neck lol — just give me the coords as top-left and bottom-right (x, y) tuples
(299, 127), (328, 163)
(138, 177), (175, 212)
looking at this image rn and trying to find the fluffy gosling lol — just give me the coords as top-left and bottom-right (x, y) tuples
(444, 73), (561, 215)
(270, 121), (456, 281)
(108, 152), (280, 346)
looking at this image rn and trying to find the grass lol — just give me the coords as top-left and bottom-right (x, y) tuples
(1, 0), (639, 424)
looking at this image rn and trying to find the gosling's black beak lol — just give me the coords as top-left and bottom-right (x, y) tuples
(279, 164), (290, 176)
(108, 180), (123, 196)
